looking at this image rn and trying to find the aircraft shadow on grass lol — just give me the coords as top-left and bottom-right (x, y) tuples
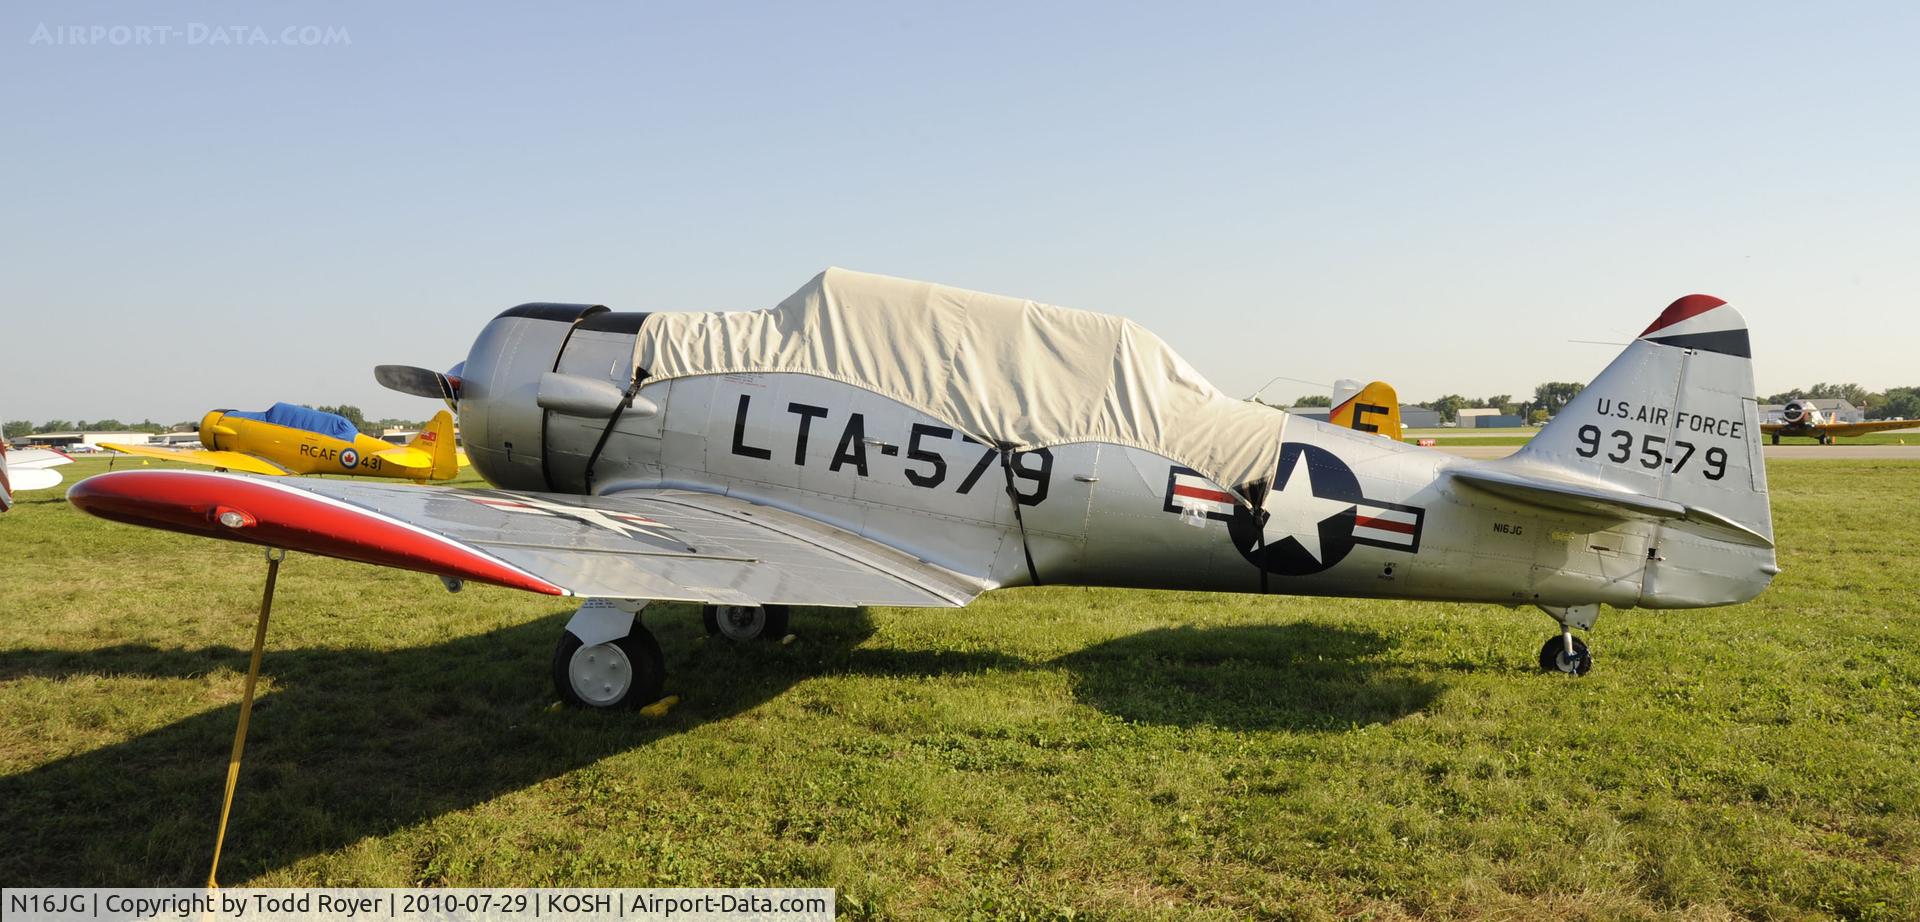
(0, 610), (1434, 884)
(1055, 623), (1440, 732)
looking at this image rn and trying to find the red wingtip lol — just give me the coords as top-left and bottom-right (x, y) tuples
(1640, 294), (1727, 337)
(69, 470), (566, 595)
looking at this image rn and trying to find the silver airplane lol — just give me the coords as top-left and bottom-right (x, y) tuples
(71, 270), (1776, 708)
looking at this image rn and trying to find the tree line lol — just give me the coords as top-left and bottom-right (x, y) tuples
(1288, 381), (1920, 425)
(1288, 382), (1587, 424)
(4, 405), (428, 440)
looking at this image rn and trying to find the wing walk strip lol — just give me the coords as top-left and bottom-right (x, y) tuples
(231, 475), (563, 587)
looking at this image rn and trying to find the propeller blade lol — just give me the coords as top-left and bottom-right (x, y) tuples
(375, 365), (461, 407)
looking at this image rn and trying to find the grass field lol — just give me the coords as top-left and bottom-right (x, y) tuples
(3, 456), (1917, 919)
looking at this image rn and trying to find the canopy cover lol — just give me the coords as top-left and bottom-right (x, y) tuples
(633, 268), (1285, 501)
(229, 402), (358, 441)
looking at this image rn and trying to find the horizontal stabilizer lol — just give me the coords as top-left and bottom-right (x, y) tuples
(1450, 467), (1773, 548)
(372, 446), (432, 469)
(7, 448), (74, 471)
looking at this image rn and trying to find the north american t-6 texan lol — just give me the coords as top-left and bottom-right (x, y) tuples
(71, 270), (1776, 708)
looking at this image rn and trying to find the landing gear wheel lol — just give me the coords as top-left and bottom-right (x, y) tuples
(1538, 635), (1592, 676)
(552, 624), (665, 709)
(1770, 433), (1779, 445)
(702, 604), (790, 642)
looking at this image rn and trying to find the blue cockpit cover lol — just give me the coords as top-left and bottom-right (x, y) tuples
(228, 403), (358, 441)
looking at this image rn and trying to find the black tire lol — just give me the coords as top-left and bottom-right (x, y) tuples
(702, 604), (791, 642)
(1537, 635), (1592, 676)
(552, 625), (665, 709)
(1770, 433), (1779, 445)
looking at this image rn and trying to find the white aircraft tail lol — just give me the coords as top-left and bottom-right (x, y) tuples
(1508, 296), (1771, 542)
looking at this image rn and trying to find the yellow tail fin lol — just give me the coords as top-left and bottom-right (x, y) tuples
(411, 410), (460, 480)
(1328, 381), (1403, 440)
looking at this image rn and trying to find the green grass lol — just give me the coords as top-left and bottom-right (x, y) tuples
(3, 457), (1917, 919)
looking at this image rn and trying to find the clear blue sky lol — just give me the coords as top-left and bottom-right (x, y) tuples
(5, 1), (1917, 424)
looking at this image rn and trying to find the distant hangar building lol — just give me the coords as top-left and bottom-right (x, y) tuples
(1400, 406), (1441, 428)
(14, 431), (156, 449)
(1455, 408), (1525, 429)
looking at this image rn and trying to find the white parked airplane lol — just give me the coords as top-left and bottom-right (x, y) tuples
(1, 444), (75, 511)
(70, 270), (1775, 706)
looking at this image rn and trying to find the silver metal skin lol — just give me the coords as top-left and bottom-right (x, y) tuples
(447, 303), (1776, 623)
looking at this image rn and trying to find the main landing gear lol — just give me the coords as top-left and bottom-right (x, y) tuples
(552, 600), (664, 709)
(1536, 603), (1597, 676)
(550, 600), (792, 709)
(702, 603), (790, 643)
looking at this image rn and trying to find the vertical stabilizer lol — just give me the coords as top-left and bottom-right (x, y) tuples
(1329, 381), (1404, 441)
(414, 410), (460, 481)
(1511, 295), (1771, 544)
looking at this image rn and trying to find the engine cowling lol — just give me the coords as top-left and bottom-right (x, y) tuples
(456, 303), (655, 492)
(1781, 399), (1819, 426)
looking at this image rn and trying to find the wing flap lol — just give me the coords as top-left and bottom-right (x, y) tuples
(68, 470), (986, 607)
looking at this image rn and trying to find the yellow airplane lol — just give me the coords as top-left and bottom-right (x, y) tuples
(1761, 398), (1916, 444)
(102, 403), (460, 481)
(1327, 380), (1404, 440)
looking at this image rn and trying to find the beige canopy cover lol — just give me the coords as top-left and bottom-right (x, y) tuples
(632, 268), (1285, 501)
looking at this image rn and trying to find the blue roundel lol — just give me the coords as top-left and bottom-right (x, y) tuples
(1227, 442), (1363, 576)
(340, 448), (359, 469)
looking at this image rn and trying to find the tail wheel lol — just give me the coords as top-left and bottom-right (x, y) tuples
(702, 604), (790, 642)
(1538, 635), (1592, 676)
(552, 624), (665, 709)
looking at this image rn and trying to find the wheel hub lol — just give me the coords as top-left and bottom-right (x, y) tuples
(716, 605), (765, 640)
(567, 642), (633, 706)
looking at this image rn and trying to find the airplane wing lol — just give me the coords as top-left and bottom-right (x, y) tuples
(1761, 419), (1915, 437)
(1450, 466), (1773, 548)
(4, 448), (74, 494)
(1810, 419), (1917, 438)
(7, 447), (74, 470)
(98, 442), (292, 476)
(68, 470), (987, 608)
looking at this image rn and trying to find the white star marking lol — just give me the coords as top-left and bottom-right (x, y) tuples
(1260, 451), (1355, 564)
(469, 494), (680, 545)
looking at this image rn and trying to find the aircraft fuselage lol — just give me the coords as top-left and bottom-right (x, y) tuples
(455, 307), (1770, 611)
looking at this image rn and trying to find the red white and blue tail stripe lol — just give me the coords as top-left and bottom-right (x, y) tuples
(1638, 294), (1750, 358)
